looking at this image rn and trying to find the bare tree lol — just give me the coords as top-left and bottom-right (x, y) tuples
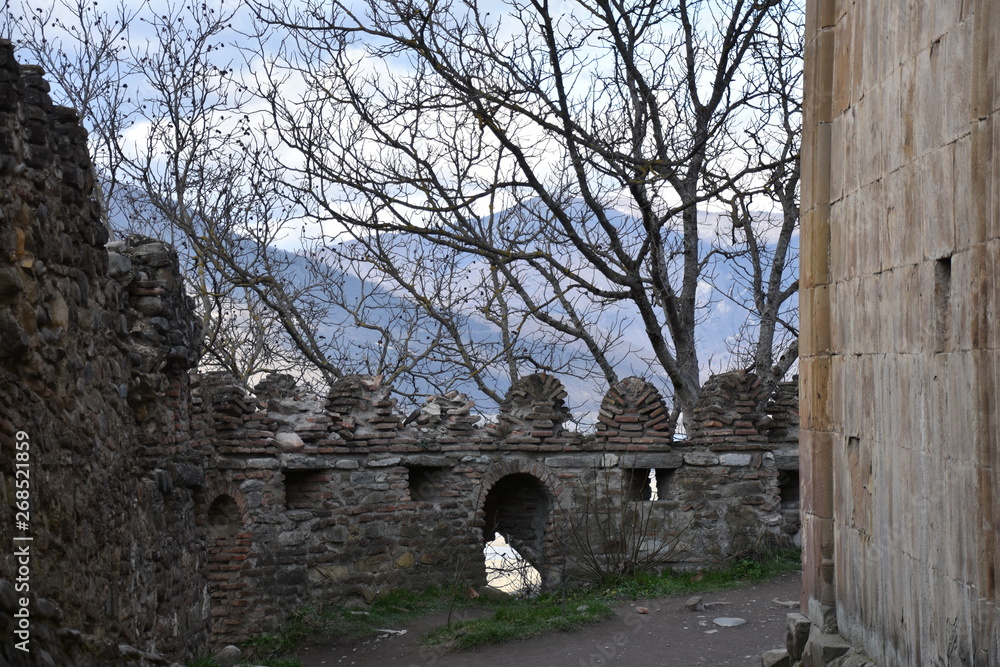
(4, 0), (301, 384)
(250, 0), (802, 428)
(705, 0), (801, 400)
(7, 0), (801, 422)
(5, 0), (497, 398)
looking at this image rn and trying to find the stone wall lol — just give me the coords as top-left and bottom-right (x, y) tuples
(185, 369), (799, 643)
(0, 40), (207, 664)
(800, 1), (1000, 664)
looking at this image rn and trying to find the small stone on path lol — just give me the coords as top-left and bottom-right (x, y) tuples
(685, 595), (705, 611)
(212, 645), (241, 667)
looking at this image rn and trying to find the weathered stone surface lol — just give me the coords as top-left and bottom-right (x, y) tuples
(311, 564), (349, 581)
(800, 627), (851, 667)
(0, 580), (179, 667)
(0, 307), (29, 357)
(368, 456), (401, 467)
(786, 612), (811, 661)
(683, 452), (719, 466)
(761, 648), (790, 667)
(0, 265), (23, 299)
(0, 579), (16, 613)
(212, 645), (241, 667)
(544, 455), (601, 468)
(0, 41), (206, 663)
(685, 595), (705, 611)
(130, 242), (172, 268)
(827, 650), (879, 667)
(275, 431), (305, 451)
(718, 453), (753, 466)
(106, 251), (132, 279)
(801, 4), (1000, 665)
(625, 453), (684, 468)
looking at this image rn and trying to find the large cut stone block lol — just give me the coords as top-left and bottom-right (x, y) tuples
(786, 612), (811, 661)
(800, 626), (852, 667)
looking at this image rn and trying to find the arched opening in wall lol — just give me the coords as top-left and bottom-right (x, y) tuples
(482, 473), (549, 595)
(206, 494), (250, 644)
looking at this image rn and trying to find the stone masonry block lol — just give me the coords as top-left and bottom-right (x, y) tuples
(801, 626), (852, 667)
(799, 430), (834, 519)
(799, 356), (832, 432)
(718, 453), (753, 466)
(786, 612), (811, 660)
(762, 648), (790, 667)
(682, 452), (719, 466)
(624, 453), (683, 468)
(801, 204), (832, 289)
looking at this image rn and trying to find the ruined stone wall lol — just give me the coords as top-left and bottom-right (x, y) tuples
(666, 372), (799, 559)
(191, 370), (799, 643)
(801, 1), (1000, 664)
(0, 41), (208, 664)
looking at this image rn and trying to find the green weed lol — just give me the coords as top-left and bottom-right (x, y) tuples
(423, 594), (614, 651)
(184, 659), (218, 667)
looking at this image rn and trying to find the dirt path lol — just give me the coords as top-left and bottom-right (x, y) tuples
(294, 571), (801, 667)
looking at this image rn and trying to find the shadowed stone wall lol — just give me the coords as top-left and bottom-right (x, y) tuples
(0, 40), (207, 665)
(800, 1), (1000, 664)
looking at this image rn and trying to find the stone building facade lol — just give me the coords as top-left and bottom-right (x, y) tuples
(0, 40), (798, 664)
(798, 1), (1000, 664)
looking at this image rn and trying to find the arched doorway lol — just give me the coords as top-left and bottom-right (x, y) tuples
(482, 473), (552, 593)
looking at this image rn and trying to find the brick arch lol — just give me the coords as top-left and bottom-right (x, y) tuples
(199, 479), (252, 529)
(199, 480), (253, 645)
(478, 459), (567, 589)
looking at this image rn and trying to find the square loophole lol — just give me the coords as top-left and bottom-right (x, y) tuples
(283, 469), (329, 510)
(407, 466), (449, 501)
(625, 468), (653, 501)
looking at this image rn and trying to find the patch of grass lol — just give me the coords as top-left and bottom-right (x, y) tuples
(240, 585), (477, 662)
(423, 593), (615, 651)
(187, 651), (301, 667)
(185, 659), (218, 667)
(241, 549), (800, 659)
(595, 547), (801, 600)
(422, 548), (799, 652)
(328, 586), (482, 640)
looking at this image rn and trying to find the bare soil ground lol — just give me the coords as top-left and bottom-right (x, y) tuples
(294, 570), (801, 667)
